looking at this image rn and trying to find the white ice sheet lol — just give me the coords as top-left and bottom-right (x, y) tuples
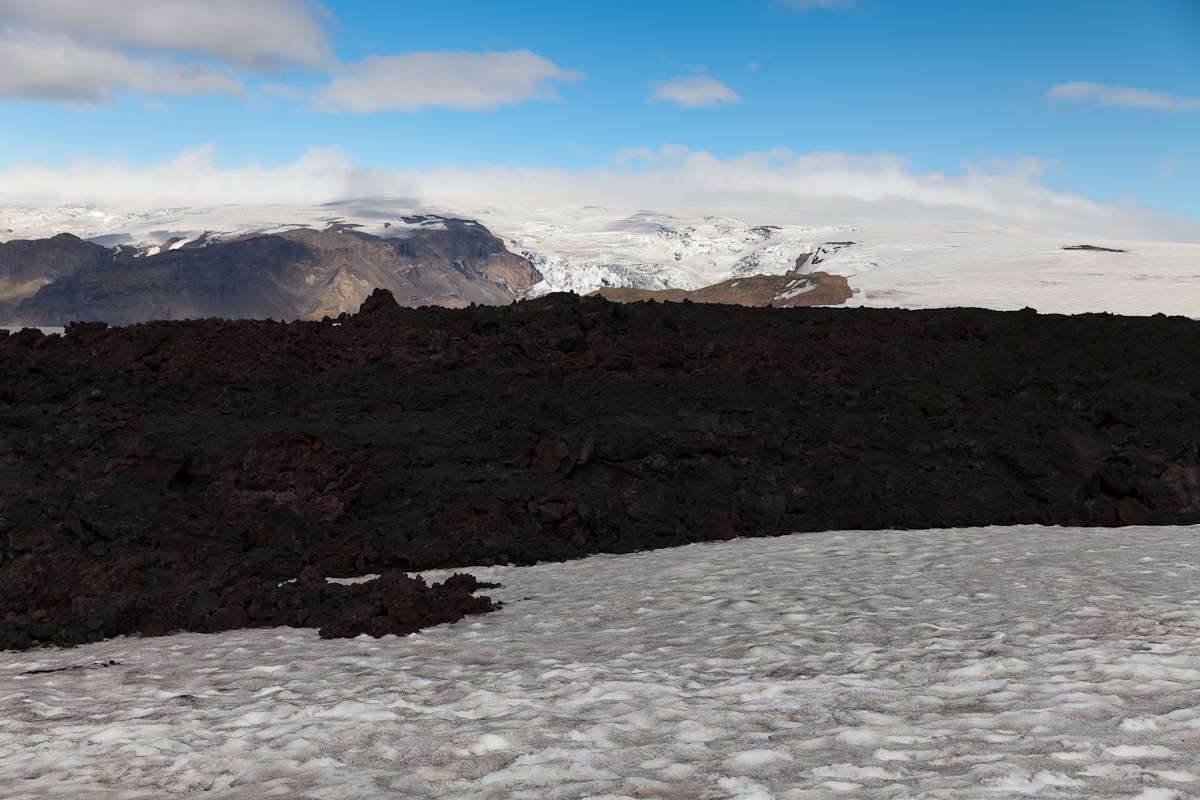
(3, 524), (1199, 798)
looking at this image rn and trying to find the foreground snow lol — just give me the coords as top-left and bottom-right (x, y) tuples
(3, 525), (1199, 799)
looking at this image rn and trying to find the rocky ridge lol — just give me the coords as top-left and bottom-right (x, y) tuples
(3, 218), (541, 327)
(587, 271), (852, 307)
(0, 234), (111, 322)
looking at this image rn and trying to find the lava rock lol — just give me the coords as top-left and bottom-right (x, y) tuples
(1, 292), (1198, 650)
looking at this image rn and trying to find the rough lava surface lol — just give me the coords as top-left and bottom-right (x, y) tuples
(1, 289), (1199, 651)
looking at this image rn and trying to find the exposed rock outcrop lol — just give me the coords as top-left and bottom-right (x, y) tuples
(0, 234), (110, 322)
(587, 271), (852, 307)
(5, 219), (541, 327)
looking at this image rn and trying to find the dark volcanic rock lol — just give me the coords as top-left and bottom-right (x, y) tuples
(5, 220), (541, 327)
(1, 289), (1199, 650)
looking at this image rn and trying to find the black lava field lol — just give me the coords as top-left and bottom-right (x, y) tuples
(2, 290), (1198, 650)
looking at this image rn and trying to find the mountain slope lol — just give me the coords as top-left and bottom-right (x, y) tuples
(0, 233), (110, 322)
(587, 271), (852, 307)
(5, 218), (540, 326)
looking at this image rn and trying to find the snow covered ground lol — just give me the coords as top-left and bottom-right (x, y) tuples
(1, 327), (64, 336)
(816, 221), (1200, 318)
(6, 200), (1198, 318)
(4, 524), (1199, 799)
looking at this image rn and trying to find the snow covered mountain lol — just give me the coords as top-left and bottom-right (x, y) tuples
(0, 214), (539, 326)
(491, 209), (850, 297)
(4, 199), (1200, 319)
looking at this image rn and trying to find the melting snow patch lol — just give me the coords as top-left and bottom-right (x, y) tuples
(725, 749), (793, 767)
(1, 524), (1199, 798)
(1105, 744), (1177, 758)
(813, 763), (905, 780)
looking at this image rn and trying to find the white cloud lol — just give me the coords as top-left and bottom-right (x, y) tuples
(649, 75), (742, 109)
(1046, 81), (1200, 112)
(0, 2), (579, 114)
(311, 50), (584, 113)
(0, 0), (334, 71)
(778, 0), (856, 11)
(0, 0), (330, 105)
(0, 31), (244, 105)
(2, 144), (1196, 242)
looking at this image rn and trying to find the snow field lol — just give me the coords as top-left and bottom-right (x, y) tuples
(2, 524), (1200, 798)
(824, 224), (1200, 318)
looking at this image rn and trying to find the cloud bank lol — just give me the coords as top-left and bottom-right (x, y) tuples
(649, 75), (742, 109)
(1046, 81), (1200, 112)
(0, 1), (580, 112)
(0, 0), (329, 105)
(1, 145), (1195, 242)
(0, 31), (245, 105)
(313, 50), (584, 113)
(0, 0), (334, 71)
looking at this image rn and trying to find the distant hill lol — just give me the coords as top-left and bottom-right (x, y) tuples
(0, 233), (111, 323)
(586, 271), (852, 307)
(3, 217), (541, 327)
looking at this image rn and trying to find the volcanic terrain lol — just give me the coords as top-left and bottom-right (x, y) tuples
(1, 290), (1198, 650)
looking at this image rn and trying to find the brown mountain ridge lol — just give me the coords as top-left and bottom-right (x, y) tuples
(3, 217), (542, 327)
(587, 271), (852, 307)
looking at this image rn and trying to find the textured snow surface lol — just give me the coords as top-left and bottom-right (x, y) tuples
(3, 524), (1200, 799)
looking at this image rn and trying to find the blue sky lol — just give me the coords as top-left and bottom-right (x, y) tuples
(0, 0), (1197, 232)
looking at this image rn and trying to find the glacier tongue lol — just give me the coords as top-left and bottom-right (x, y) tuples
(521, 251), (699, 299)
(495, 209), (847, 298)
